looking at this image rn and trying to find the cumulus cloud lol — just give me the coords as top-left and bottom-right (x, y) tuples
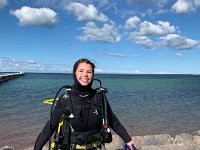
(172, 0), (200, 14)
(123, 14), (200, 51)
(107, 53), (127, 58)
(9, 6), (58, 27)
(126, 16), (200, 50)
(130, 33), (154, 49)
(124, 16), (140, 29)
(160, 34), (200, 50)
(65, 2), (108, 22)
(0, 58), (70, 72)
(128, 20), (177, 49)
(135, 21), (176, 36)
(78, 22), (121, 43)
(126, 18), (199, 50)
(0, 0), (8, 9)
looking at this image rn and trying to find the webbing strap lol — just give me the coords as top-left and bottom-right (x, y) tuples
(70, 129), (102, 145)
(75, 141), (102, 149)
(62, 117), (70, 146)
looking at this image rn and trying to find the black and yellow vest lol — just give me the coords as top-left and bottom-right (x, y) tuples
(50, 86), (112, 150)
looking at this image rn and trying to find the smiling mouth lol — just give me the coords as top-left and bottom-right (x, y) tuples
(81, 78), (89, 82)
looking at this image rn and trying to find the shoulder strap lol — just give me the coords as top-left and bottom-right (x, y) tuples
(60, 90), (75, 119)
(93, 89), (103, 112)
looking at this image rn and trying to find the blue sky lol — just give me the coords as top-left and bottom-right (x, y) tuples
(0, 0), (200, 74)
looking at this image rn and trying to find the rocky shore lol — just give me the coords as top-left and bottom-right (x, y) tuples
(1, 131), (200, 150)
(106, 131), (200, 150)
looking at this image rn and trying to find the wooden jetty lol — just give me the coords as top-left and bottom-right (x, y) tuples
(0, 72), (25, 83)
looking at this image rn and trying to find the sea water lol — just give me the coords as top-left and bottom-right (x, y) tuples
(0, 73), (200, 149)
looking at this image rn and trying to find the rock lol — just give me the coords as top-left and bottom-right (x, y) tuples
(194, 130), (200, 136)
(194, 136), (200, 146)
(173, 133), (193, 144)
(105, 134), (124, 150)
(0, 146), (14, 150)
(140, 143), (200, 150)
(2, 130), (200, 150)
(134, 134), (173, 149)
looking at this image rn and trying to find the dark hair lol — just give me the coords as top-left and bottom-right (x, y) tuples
(73, 58), (95, 74)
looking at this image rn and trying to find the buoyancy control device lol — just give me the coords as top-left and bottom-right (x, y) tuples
(44, 79), (112, 150)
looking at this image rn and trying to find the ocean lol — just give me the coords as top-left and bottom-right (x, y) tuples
(0, 73), (200, 149)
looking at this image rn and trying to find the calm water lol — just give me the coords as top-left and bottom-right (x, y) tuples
(0, 73), (200, 149)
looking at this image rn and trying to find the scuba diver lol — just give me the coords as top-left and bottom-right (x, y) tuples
(34, 58), (136, 150)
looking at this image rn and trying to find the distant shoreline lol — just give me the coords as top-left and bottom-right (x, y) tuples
(1, 72), (199, 75)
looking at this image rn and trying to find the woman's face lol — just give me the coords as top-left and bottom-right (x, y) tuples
(75, 62), (93, 86)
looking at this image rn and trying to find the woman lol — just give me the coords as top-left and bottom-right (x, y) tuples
(34, 58), (136, 150)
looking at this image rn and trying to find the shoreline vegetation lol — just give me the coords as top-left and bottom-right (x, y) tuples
(1, 130), (200, 150)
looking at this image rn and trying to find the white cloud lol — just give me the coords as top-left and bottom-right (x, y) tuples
(128, 20), (177, 49)
(172, 0), (200, 14)
(132, 54), (140, 58)
(0, 0), (8, 9)
(157, 8), (169, 14)
(128, 0), (168, 12)
(125, 17), (199, 51)
(136, 21), (176, 36)
(160, 34), (200, 50)
(156, 71), (174, 74)
(176, 52), (182, 57)
(65, 2), (108, 22)
(129, 0), (168, 5)
(0, 58), (70, 72)
(9, 6), (57, 27)
(95, 68), (103, 73)
(129, 33), (154, 49)
(78, 22), (121, 43)
(107, 53), (127, 58)
(97, 68), (146, 74)
(98, 0), (109, 8)
(124, 16), (140, 29)
(117, 69), (147, 74)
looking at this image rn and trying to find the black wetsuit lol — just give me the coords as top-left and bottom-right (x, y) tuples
(34, 85), (131, 150)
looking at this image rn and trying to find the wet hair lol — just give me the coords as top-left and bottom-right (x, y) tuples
(73, 58), (95, 74)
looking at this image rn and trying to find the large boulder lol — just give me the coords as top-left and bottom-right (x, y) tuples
(0, 146), (14, 150)
(105, 134), (124, 150)
(194, 136), (200, 146)
(173, 133), (193, 144)
(140, 143), (200, 150)
(134, 134), (173, 149)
